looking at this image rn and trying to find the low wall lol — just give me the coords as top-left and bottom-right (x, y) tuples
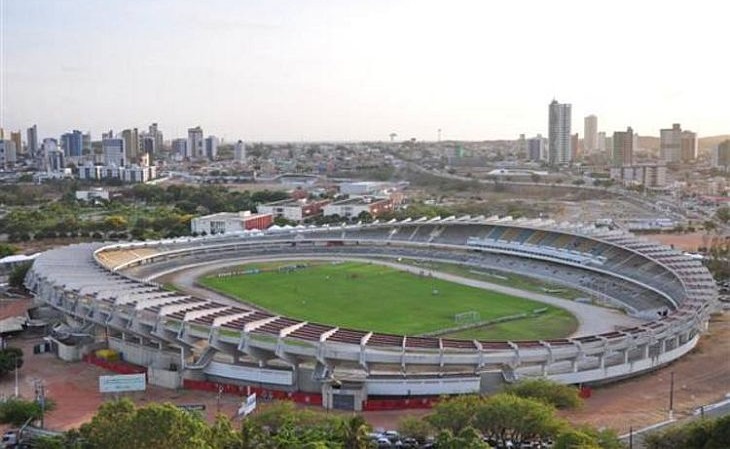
(148, 367), (183, 389)
(108, 338), (180, 370)
(183, 379), (323, 406)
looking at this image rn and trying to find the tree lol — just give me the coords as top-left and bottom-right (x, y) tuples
(102, 215), (128, 233)
(505, 378), (581, 410)
(8, 262), (32, 290)
(705, 414), (730, 449)
(0, 397), (55, 426)
(435, 427), (490, 449)
(473, 393), (564, 444)
(0, 243), (17, 258)
(208, 414), (243, 449)
(716, 206), (730, 224)
(398, 415), (434, 444)
(337, 415), (372, 449)
(0, 347), (23, 376)
(427, 395), (483, 434)
(79, 399), (213, 449)
(644, 418), (715, 449)
(553, 429), (601, 449)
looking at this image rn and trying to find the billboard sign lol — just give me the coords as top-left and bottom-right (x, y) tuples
(99, 373), (146, 393)
(177, 404), (206, 412)
(238, 393), (256, 417)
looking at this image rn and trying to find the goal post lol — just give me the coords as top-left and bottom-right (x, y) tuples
(454, 311), (481, 325)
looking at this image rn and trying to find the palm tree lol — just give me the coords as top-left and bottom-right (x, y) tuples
(338, 415), (373, 449)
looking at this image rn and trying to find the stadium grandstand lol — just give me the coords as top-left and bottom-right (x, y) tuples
(25, 216), (717, 411)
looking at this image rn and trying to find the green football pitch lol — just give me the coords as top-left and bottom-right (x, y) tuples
(199, 261), (578, 340)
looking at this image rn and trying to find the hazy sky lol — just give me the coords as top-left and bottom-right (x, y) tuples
(1, 0), (728, 142)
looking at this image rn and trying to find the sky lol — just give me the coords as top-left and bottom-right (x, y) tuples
(1, 0), (729, 142)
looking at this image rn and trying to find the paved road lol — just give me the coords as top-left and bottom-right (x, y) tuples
(145, 255), (643, 337)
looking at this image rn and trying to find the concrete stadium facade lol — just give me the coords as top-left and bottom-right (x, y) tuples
(25, 217), (717, 410)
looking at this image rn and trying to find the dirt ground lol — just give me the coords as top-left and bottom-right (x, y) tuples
(642, 232), (715, 252)
(559, 312), (730, 434)
(1, 297), (728, 435)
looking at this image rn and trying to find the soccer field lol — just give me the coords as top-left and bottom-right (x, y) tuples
(199, 261), (577, 340)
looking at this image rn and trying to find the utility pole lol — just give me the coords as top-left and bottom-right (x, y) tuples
(34, 380), (46, 428)
(217, 384), (223, 414)
(14, 355), (19, 397)
(628, 426), (633, 449)
(669, 371), (675, 420)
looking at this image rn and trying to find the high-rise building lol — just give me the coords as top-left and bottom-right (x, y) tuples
(102, 138), (126, 167)
(121, 128), (140, 163)
(680, 130), (697, 162)
(527, 134), (547, 161)
(660, 123), (683, 163)
(46, 149), (66, 172)
(597, 131), (607, 153)
(0, 140), (17, 169)
(234, 140), (246, 162)
(10, 131), (22, 155)
(102, 129), (114, 140)
(517, 134), (527, 157)
(83, 132), (92, 156)
(148, 123), (164, 157)
(172, 138), (188, 159)
(571, 133), (580, 160)
(61, 130), (84, 158)
(204, 136), (219, 160)
(42, 138), (58, 153)
(548, 100), (572, 165)
(714, 140), (730, 170)
(27, 125), (39, 158)
(187, 126), (204, 159)
(584, 115), (598, 154)
(612, 127), (634, 166)
(141, 136), (155, 159)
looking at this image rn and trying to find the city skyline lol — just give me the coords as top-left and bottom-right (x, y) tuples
(1, 0), (729, 141)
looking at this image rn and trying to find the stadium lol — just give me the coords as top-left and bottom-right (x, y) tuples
(25, 216), (718, 411)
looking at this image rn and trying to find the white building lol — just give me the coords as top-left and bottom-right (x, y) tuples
(75, 188), (110, 202)
(323, 196), (393, 219)
(78, 164), (156, 183)
(339, 181), (394, 196)
(609, 164), (667, 188)
(584, 115), (598, 154)
(258, 199), (330, 222)
(121, 165), (157, 183)
(78, 163), (103, 180)
(190, 211), (273, 235)
(548, 100), (572, 165)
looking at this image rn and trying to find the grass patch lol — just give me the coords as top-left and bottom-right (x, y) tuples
(394, 259), (586, 300)
(442, 308), (577, 340)
(199, 261), (577, 340)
